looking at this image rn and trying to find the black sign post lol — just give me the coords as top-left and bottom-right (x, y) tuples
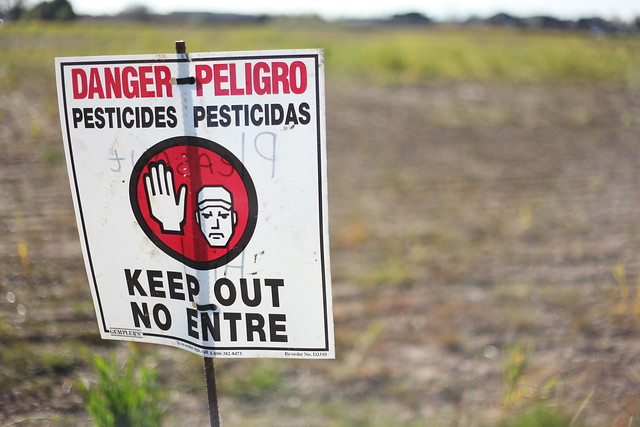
(175, 40), (220, 427)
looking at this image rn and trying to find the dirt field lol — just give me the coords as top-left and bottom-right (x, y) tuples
(2, 74), (640, 425)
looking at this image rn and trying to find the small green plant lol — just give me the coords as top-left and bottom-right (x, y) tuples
(502, 343), (533, 410)
(361, 256), (414, 288)
(613, 261), (640, 322)
(500, 344), (575, 426)
(79, 349), (165, 427)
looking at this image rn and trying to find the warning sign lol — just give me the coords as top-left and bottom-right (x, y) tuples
(55, 49), (334, 358)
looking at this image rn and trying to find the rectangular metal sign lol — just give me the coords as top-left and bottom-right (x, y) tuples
(55, 49), (334, 358)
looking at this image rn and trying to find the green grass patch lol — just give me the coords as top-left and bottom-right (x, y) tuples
(501, 403), (576, 427)
(333, 29), (640, 87)
(0, 342), (83, 390)
(359, 256), (415, 288)
(218, 359), (285, 401)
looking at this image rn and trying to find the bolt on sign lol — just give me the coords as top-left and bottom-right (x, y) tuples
(55, 49), (334, 358)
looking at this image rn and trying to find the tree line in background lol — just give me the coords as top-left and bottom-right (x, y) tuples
(1, 0), (640, 33)
(1, 0), (75, 21)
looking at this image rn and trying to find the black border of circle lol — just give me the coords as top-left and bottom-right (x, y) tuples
(130, 135), (258, 270)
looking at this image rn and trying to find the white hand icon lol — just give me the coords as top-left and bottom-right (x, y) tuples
(144, 161), (187, 234)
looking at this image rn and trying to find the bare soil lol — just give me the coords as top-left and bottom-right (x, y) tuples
(2, 78), (640, 425)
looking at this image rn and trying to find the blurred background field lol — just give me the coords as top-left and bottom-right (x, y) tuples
(2, 18), (640, 426)
(3, 22), (640, 89)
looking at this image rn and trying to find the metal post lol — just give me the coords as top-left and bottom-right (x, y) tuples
(204, 356), (221, 427)
(175, 40), (187, 54)
(174, 39), (220, 427)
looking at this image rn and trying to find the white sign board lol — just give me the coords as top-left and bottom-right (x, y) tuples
(55, 49), (334, 358)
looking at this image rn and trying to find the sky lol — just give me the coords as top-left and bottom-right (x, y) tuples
(68, 0), (640, 22)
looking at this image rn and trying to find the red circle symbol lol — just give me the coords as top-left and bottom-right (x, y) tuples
(130, 136), (257, 270)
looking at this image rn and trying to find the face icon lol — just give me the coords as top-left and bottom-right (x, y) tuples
(195, 186), (238, 248)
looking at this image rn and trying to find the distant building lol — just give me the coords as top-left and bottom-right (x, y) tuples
(487, 13), (524, 28)
(160, 12), (269, 25)
(524, 16), (571, 30)
(575, 17), (614, 32)
(388, 12), (432, 26)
